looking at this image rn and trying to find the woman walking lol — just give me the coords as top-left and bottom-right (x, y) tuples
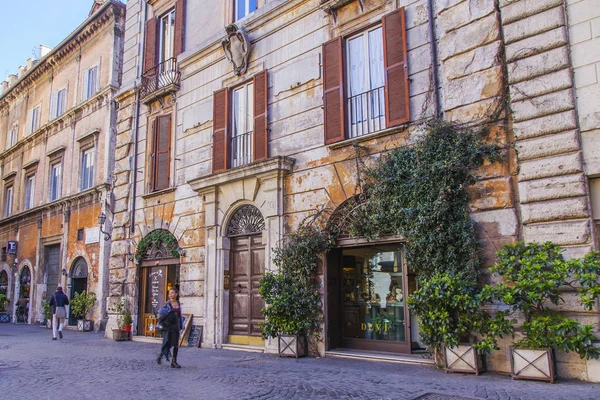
(157, 288), (183, 368)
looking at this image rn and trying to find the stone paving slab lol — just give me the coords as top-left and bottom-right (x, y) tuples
(0, 324), (598, 400)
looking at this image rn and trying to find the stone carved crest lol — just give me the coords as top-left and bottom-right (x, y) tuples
(221, 24), (251, 76)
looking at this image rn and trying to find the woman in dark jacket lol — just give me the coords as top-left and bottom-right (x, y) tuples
(157, 288), (183, 368)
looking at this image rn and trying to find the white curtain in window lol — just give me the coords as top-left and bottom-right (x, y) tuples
(368, 28), (385, 120)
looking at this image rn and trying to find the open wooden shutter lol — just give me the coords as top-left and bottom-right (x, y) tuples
(383, 8), (410, 126)
(253, 70), (268, 162)
(212, 88), (229, 173)
(174, 0), (186, 57)
(323, 37), (345, 145)
(143, 18), (157, 73)
(153, 115), (171, 191)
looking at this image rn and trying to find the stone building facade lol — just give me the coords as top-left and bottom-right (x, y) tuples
(109, 0), (600, 380)
(0, 0), (125, 329)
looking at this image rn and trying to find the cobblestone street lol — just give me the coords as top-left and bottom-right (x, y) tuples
(0, 324), (598, 400)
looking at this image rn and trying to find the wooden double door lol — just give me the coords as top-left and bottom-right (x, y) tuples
(229, 235), (265, 337)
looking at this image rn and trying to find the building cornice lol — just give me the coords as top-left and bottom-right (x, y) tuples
(0, 1), (125, 108)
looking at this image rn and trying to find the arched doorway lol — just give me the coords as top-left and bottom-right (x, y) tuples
(0, 270), (8, 295)
(137, 229), (180, 336)
(326, 197), (414, 354)
(69, 258), (88, 326)
(16, 267), (31, 323)
(227, 205), (266, 341)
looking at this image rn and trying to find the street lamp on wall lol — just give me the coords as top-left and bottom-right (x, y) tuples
(98, 212), (111, 241)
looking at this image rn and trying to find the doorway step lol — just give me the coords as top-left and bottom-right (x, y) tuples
(325, 349), (434, 365)
(221, 343), (264, 353)
(131, 335), (162, 344)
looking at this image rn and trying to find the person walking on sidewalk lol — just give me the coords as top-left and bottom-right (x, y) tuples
(49, 286), (69, 340)
(157, 288), (183, 368)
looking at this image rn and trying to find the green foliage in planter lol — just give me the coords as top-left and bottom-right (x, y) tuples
(135, 229), (179, 263)
(348, 121), (502, 282)
(110, 297), (131, 329)
(0, 293), (8, 312)
(42, 301), (53, 321)
(70, 291), (97, 320)
(485, 242), (600, 359)
(407, 272), (513, 355)
(259, 220), (333, 338)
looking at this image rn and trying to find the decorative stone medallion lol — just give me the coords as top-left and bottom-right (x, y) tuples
(221, 24), (251, 76)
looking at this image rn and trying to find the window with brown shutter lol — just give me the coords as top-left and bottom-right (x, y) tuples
(212, 88), (230, 173)
(322, 8), (410, 145)
(143, 18), (157, 73)
(151, 115), (171, 191)
(383, 8), (409, 126)
(253, 70), (268, 162)
(174, 0), (186, 57)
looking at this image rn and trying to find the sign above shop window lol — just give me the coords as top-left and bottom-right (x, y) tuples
(7, 241), (17, 254)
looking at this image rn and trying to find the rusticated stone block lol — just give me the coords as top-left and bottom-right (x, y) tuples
(439, 14), (500, 61)
(518, 152), (582, 181)
(516, 130), (580, 161)
(523, 220), (591, 245)
(503, 6), (564, 44)
(518, 174), (587, 203)
(520, 197), (589, 224)
(510, 69), (572, 102)
(505, 27), (567, 62)
(512, 89), (574, 122)
(111, 240), (129, 257)
(508, 47), (570, 84)
(112, 211), (131, 228)
(500, 0), (563, 25)
(443, 41), (501, 80)
(513, 110), (577, 140)
(471, 208), (519, 238)
(444, 66), (503, 110)
(438, 0), (495, 34)
(468, 177), (514, 212)
(109, 256), (125, 270)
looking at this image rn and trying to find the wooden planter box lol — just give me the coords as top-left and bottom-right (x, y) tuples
(112, 328), (129, 341)
(278, 334), (308, 358)
(510, 347), (555, 383)
(443, 344), (485, 375)
(77, 319), (93, 332)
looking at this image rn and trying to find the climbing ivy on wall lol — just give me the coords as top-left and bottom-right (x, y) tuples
(135, 229), (180, 263)
(348, 121), (503, 282)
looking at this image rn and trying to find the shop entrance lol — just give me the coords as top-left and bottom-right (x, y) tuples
(139, 263), (180, 336)
(327, 243), (417, 354)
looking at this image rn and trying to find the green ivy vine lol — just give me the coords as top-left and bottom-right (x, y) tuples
(348, 120), (503, 282)
(135, 229), (180, 263)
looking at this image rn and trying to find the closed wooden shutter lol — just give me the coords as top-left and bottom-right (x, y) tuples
(253, 70), (268, 162)
(174, 0), (185, 57)
(383, 8), (410, 126)
(323, 37), (345, 145)
(144, 18), (157, 73)
(212, 88), (229, 173)
(153, 115), (171, 191)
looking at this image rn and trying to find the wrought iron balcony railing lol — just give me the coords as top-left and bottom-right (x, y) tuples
(347, 86), (386, 139)
(140, 57), (181, 100)
(231, 131), (253, 168)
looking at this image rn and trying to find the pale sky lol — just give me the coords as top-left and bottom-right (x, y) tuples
(0, 1), (124, 82)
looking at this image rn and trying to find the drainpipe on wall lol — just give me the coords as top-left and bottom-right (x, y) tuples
(426, 0), (442, 118)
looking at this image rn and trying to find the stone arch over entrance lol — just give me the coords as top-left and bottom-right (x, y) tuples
(69, 257), (89, 325)
(226, 204), (266, 342)
(136, 229), (181, 336)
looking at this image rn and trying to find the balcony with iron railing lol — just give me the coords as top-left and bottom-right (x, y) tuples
(231, 131), (252, 168)
(140, 57), (181, 104)
(347, 86), (386, 139)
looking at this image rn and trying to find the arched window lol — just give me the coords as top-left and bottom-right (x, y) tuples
(0, 270), (8, 295)
(71, 258), (88, 279)
(227, 205), (265, 237)
(19, 267), (31, 299)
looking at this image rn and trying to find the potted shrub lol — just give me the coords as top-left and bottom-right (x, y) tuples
(258, 221), (332, 357)
(488, 242), (600, 382)
(407, 272), (512, 375)
(41, 301), (53, 329)
(70, 291), (97, 332)
(111, 297), (131, 341)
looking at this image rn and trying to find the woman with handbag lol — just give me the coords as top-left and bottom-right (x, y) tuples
(156, 288), (183, 368)
(49, 286), (69, 340)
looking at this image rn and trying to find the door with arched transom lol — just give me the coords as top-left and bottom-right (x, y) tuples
(69, 258), (88, 326)
(227, 205), (266, 338)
